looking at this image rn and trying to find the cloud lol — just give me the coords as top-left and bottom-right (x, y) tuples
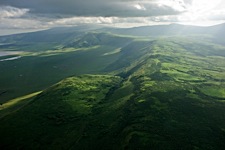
(0, 6), (47, 30)
(0, 0), (225, 35)
(48, 16), (174, 28)
(0, 0), (189, 33)
(0, 18), (44, 29)
(133, 3), (146, 11)
(0, 0), (186, 17)
(0, 6), (29, 18)
(155, 0), (188, 12)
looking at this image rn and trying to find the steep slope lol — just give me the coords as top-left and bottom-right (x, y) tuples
(0, 75), (123, 149)
(0, 33), (134, 102)
(1, 37), (225, 149)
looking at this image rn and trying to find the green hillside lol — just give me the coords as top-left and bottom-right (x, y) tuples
(0, 33), (134, 102)
(1, 34), (225, 149)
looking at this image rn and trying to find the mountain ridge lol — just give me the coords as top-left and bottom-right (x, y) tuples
(1, 35), (225, 149)
(1, 23), (225, 39)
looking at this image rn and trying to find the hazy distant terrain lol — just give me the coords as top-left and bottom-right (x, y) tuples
(0, 24), (225, 149)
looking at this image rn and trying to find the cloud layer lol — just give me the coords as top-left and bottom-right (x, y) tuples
(0, 0), (186, 17)
(0, 6), (29, 18)
(0, 0), (225, 35)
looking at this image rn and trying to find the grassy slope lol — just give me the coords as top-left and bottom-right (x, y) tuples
(0, 91), (41, 119)
(1, 36), (225, 149)
(0, 32), (134, 102)
(0, 75), (123, 149)
(115, 38), (225, 149)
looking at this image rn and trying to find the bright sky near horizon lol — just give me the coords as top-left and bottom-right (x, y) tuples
(0, 0), (225, 35)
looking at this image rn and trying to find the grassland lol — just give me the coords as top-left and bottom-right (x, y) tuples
(0, 32), (138, 103)
(1, 31), (225, 149)
(0, 75), (122, 149)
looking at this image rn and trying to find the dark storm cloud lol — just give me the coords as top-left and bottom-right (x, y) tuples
(0, 0), (185, 17)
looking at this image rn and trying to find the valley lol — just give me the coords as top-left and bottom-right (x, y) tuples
(0, 24), (225, 149)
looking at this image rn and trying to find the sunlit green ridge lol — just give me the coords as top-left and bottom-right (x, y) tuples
(1, 24), (225, 149)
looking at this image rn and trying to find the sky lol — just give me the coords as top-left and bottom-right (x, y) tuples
(0, 0), (225, 35)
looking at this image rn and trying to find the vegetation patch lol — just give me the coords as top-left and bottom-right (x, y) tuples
(199, 86), (225, 99)
(1, 30), (225, 149)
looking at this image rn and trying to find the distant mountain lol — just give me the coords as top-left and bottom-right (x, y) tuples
(1, 23), (225, 47)
(0, 24), (105, 42)
(102, 23), (225, 37)
(63, 32), (133, 48)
